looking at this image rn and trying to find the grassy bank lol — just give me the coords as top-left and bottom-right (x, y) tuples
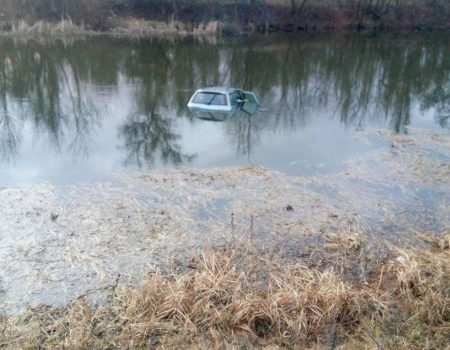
(0, 0), (449, 35)
(0, 18), (222, 36)
(2, 230), (449, 349)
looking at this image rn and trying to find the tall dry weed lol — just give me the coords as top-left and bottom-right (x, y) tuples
(1, 230), (449, 349)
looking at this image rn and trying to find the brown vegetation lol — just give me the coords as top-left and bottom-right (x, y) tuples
(0, 0), (449, 34)
(111, 17), (222, 36)
(1, 230), (449, 349)
(5, 19), (85, 35)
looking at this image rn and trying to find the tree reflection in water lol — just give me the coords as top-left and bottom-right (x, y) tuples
(0, 37), (100, 162)
(121, 110), (195, 168)
(120, 39), (195, 167)
(0, 34), (448, 174)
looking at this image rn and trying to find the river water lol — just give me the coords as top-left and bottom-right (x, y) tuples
(0, 33), (449, 311)
(1, 33), (448, 186)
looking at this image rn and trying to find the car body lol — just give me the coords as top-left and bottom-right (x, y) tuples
(187, 87), (259, 113)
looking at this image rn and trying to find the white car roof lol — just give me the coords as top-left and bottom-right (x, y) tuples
(196, 86), (239, 94)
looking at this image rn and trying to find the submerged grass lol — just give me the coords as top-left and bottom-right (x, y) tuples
(1, 128), (448, 347)
(1, 230), (448, 349)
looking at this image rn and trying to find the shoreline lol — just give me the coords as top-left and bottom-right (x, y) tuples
(0, 16), (449, 38)
(1, 230), (449, 349)
(1, 127), (449, 302)
(0, 127), (449, 348)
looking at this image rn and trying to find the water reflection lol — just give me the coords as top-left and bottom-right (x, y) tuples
(121, 111), (195, 168)
(0, 38), (100, 162)
(0, 34), (448, 184)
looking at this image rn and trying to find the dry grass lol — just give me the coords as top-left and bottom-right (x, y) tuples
(8, 20), (86, 35)
(111, 18), (221, 37)
(1, 229), (448, 349)
(325, 228), (363, 253)
(1, 18), (222, 37)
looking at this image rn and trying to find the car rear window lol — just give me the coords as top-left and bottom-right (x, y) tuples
(193, 92), (227, 106)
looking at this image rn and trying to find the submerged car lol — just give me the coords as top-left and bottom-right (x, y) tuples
(187, 87), (259, 113)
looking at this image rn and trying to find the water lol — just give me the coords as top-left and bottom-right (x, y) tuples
(0, 33), (449, 186)
(1, 33), (449, 311)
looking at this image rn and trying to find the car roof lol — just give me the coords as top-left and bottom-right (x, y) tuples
(196, 86), (239, 94)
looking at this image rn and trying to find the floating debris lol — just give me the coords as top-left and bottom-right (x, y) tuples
(0, 127), (448, 315)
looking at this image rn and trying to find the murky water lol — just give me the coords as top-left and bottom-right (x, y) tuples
(0, 33), (449, 311)
(1, 33), (448, 186)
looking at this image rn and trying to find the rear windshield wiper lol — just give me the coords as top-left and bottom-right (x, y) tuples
(207, 94), (217, 105)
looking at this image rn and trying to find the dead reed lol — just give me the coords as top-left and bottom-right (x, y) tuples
(1, 18), (222, 37)
(111, 18), (221, 36)
(1, 229), (448, 349)
(7, 19), (86, 35)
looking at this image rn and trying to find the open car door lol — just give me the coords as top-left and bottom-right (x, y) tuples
(242, 91), (260, 106)
(241, 91), (260, 115)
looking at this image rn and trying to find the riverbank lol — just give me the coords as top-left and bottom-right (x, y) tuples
(0, 18), (222, 37)
(2, 231), (449, 349)
(0, 0), (449, 36)
(0, 127), (449, 348)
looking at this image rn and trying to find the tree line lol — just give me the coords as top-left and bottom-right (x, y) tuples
(0, 0), (448, 32)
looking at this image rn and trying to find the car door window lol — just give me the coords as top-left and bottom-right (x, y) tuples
(230, 92), (242, 106)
